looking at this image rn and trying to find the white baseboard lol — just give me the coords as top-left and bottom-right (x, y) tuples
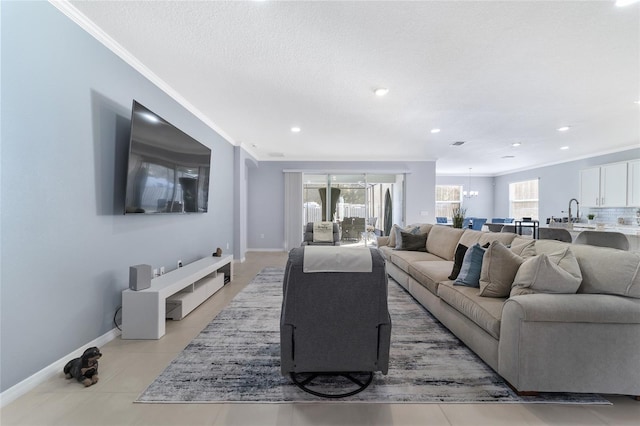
(0, 327), (121, 408)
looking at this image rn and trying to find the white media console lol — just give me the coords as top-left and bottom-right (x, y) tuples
(121, 255), (233, 339)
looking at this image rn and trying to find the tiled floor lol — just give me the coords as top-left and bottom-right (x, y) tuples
(2, 251), (639, 426)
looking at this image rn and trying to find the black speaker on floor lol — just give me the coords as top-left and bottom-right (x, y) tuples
(129, 264), (152, 291)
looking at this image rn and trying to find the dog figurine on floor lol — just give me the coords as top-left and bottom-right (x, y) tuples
(63, 347), (102, 387)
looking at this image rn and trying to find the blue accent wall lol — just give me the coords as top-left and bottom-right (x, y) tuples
(1, 1), (234, 391)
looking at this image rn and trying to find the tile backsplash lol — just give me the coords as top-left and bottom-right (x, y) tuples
(586, 207), (640, 225)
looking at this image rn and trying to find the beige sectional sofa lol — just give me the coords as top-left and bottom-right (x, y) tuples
(377, 224), (640, 396)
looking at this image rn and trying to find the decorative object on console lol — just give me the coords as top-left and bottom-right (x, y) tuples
(129, 264), (152, 291)
(63, 347), (102, 387)
(213, 247), (222, 257)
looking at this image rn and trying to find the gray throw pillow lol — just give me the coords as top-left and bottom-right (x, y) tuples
(394, 225), (420, 249)
(396, 231), (427, 251)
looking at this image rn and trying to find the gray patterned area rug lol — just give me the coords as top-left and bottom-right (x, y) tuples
(136, 267), (608, 404)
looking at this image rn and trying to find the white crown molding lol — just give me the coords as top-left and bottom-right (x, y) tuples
(47, 0), (237, 146)
(0, 327), (121, 408)
(491, 144), (640, 177)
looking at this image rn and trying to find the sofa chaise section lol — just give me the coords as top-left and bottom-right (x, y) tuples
(377, 224), (640, 396)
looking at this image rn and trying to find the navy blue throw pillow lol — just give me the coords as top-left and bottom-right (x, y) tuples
(454, 243), (487, 288)
(448, 244), (468, 280)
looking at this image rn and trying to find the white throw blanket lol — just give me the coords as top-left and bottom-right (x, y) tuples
(303, 246), (373, 273)
(312, 221), (334, 243)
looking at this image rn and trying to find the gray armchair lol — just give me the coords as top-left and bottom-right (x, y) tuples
(280, 247), (391, 397)
(302, 222), (340, 246)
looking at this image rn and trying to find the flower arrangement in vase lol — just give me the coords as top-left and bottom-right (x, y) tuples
(452, 207), (467, 229)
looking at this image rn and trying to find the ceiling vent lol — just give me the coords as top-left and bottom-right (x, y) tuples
(268, 152), (285, 158)
(450, 141), (466, 146)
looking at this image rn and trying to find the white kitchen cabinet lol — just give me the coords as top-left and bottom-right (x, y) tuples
(601, 162), (628, 206)
(579, 162), (628, 207)
(579, 167), (601, 207)
(628, 160), (640, 207)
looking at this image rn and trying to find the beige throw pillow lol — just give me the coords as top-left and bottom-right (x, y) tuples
(509, 239), (536, 257)
(479, 241), (525, 298)
(510, 247), (583, 296)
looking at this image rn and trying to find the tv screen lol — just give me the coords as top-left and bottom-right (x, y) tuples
(124, 101), (211, 214)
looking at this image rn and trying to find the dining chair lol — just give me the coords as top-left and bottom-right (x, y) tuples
(538, 227), (572, 243)
(574, 231), (629, 251)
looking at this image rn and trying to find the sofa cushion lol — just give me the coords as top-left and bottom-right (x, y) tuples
(454, 243), (487, 288)
(448, 243), (468, 280)
(509, 237), (536, 257)
(511, 247), (582, 296)
(479, 241), (524, 298)
(410, 223), (433, 235)
(389, 250), (441, 274)
(409, 260), (454, 295)
(426, 225), (465, 261)
(396, 231), (427, 251)
(478, 232), (517, 247)
(437, 281), (504, 339)
(458, 229), (484, 248)
(569, 244), (640, 299)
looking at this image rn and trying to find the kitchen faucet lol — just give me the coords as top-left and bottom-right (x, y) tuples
(568, 198), (580, 225)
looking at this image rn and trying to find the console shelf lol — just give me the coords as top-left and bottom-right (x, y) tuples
(122, 255), (233, 339)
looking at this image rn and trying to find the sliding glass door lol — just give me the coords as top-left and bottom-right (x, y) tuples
(302, 173), (404, 246)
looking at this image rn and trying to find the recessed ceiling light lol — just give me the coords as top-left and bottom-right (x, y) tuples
(291, 127), (301, 133)
(430, 128), (441, 134)
(615, 0), (639, 7)
(511, 142), (522, 147)
(557, 126), (571, 132)
(635, 100), (640, 104)
(374, 88), (389, 97)
(560, 146), (570, 150)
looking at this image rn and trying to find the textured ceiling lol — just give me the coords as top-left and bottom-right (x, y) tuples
(67, 0), (640, 175)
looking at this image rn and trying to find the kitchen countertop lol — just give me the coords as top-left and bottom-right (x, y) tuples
(542, 223), (640, 236)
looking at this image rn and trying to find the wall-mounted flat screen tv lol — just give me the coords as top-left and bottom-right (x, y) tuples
(124, 100), (211, 214)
